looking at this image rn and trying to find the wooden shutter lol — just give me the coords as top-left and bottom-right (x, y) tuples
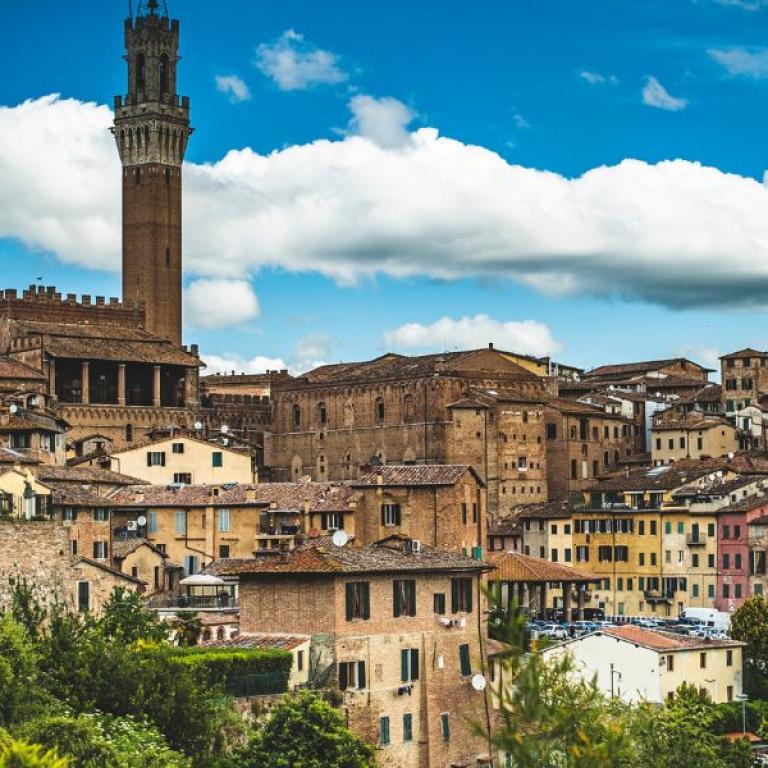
(394, 504), (401, 525)
(451, 579), (459, 613)
(345, 583), (355, 621)
(357, 660), (366, 689)
(410, 648), (419, 681)
(338, 663), (348, 690)
(393, 580), (401, 617)
(381, 505), (386, 526)
(401, 648), (409, 682)
(465, 579), (473, 613)
(362, 582), (370, 620)
(407, 580), (416, 616)
(146, 452), (152, 466)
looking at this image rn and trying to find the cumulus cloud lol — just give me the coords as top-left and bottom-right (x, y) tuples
(579, 70), (619, 85)
(215, 74), (252, 103)
(291, 333), (338, 372)
(384, 315), (562, 357)
(185, 279), (260, 329)
(677, 345), (722, 373)
(709, 47), (768, 77)
(255, 30), (347, 91)
(202, 353), (287, 376)
(347, 95), (415, 148)
(709, 0), (768, 8)
(642, 76), (688, 111)
(10, 95), (768, 312)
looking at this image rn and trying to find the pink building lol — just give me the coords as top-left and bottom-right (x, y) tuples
(717, 496), (768, 611)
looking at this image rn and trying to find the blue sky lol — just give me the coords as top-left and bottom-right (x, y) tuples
(2, 0), (768, 374)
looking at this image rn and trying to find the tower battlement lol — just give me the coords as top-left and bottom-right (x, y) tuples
(0, 285), (146, 328)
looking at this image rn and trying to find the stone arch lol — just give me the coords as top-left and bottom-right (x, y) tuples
(343, 398), (355, 427)
(291, 455), (303, 479)
(403, 446), (416, 464)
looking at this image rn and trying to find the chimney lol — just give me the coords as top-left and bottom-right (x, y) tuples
(488, 342), (494, 350)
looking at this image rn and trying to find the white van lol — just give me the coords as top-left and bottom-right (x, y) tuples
(682, 607), (730, 632)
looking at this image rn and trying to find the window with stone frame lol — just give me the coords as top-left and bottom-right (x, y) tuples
(338, 659), (366, 690)
(381, 503), (401, 526)
(451, 577), (473, 613)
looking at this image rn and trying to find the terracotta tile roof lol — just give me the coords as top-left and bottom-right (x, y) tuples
(652, 417), (732, 432)
(70, 556), (144, 584)
(37, 466), (147, 486)
(673, 475), (768, 498)
(447, 397), (491, 410)
(488, 519), (522, 536)
(487, 551), (595, 583)
(0, 446), (39, 465)
(13, 321), (200, 367)
(512, 497), (574, 520)
(109, 433), (252, 457)
(586, 458), (731, 492)
(45, 481), (118, 508)
(0, 357), (46, 381)
(716, 493), (768, 515)
(0, 417), (58, 433)
(200, 633), (309, 650)
(545, 397), (631, 420)
(210, 537), (489, 577)
(720, 348), (767, 359)
(252, 482), (357, 512)
(290, 348), (539, 387)
(109, 482), (265, 508)
(111, 537), (167, 560)
(600, 625), (743, 652)
(584, 358), (712, 379)
(352, 465), (480, 488)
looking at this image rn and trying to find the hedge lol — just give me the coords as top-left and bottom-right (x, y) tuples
(143, 647), (293, 695)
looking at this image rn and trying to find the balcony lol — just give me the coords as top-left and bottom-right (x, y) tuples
(147, 594), (238, 612)
(643, 589), (673, 603)
(686, 533), (706, 547)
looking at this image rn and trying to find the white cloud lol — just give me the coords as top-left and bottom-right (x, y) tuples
(384, 315), (562, 357)
(215, 74), (252, 103)
(709, 47), (768, 77)
(202, 353), (287, 376)
(512, 112), (530, 129)
(11, 95), (768, 312)
(642, 76), (688, 111)
(254, 30), (347, 91)
(710, 0), (768, 9)
(579, 70), (619, 85)
(184, 279), (260, 329)
(347, 95), (415, 148)
(291, 333), (337, 373)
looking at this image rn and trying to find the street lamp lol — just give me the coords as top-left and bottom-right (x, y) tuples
(736, 693), (748, 734)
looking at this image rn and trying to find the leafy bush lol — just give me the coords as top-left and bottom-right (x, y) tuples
(0, 732), (68, 768)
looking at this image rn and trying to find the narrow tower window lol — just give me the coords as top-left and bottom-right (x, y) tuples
(160, 54), (170, 95)
(166, 248), (170, 266)
(136, 54), (146, 92)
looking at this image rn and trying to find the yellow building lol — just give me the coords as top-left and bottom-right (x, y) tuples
(108, 435), (254, 485)
(574, 459), (736, 617)
(651, 418), (739, 465)
(0, 468), (52, 519)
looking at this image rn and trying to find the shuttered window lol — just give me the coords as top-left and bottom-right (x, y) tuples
(393, 579), (417, 617)
(403, 713), (413, 743)
(400, 648), (419, 682)
(459, 644), (472, 676)
(381, 503), (401, 526)
(380, 716), (390, 745)
(440, 712), (450, 741)
(345, 582), (371, 621)
(451, 577), (473, 613)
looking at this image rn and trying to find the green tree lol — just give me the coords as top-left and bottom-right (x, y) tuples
(98, 589), (168, 645)
(8, 579), (47, 643)
(729, 595), (768, 697)
(489, 613), (634, 768)
(173, 614), (202, 647)
(234, 692), (375, 768)
(0, 616), (44, 728)
(17, 716), (117, 768)
(0, 733), (68, 768)
(632, 685), (751, 768)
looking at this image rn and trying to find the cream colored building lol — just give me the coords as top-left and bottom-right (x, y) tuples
(109, 435), (254, 485)
(541, 625), (744, 704)
(0, 468), (52, 519)
(651, 419), (739, 465)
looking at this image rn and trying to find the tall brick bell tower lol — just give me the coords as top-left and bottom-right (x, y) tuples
(112, 0), (191, 346)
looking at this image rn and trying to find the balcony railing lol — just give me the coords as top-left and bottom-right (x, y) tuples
(148, 595), (238, 611)
(686, 533), (706, 547)
(643, 589), (673, 603)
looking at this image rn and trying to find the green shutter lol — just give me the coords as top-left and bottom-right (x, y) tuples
(408, 580), (416, 616)
(466, 580), (473, 613)
(362, 582), (370, 620)
(401, 648), (409, 682)
(451, 579), (459, 613)
(403, 713), (413, 742)
(441, 712), (450, 741)
(346, 583), (355, 621)
(411, 648), (419, 681)
(380, 716), (390, 745)
(338, 663), (348, 690)
(358, 660), (366, 689)
(459, 644), (471, 676)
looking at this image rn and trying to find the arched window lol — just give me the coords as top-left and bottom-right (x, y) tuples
(375, 397), (385, 424)
(136, 53), (146, 91)
(318, 402), (327, 426)
(403, 394), (415, 423)
(216, 627), (225, 641)
(160, 54), (169, 95)
(125, 424), (133, 443)
(292, 404), (301, 429)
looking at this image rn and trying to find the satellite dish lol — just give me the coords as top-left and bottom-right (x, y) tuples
(136, 515), (147, 527)
(728, 452), (735, 460)
(194, 421), (203, 431)
(8, 404), (18, 415)
(332, 530), (349, 548)
(471, 674), (487, 692)
(220, 424), (229, 435)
